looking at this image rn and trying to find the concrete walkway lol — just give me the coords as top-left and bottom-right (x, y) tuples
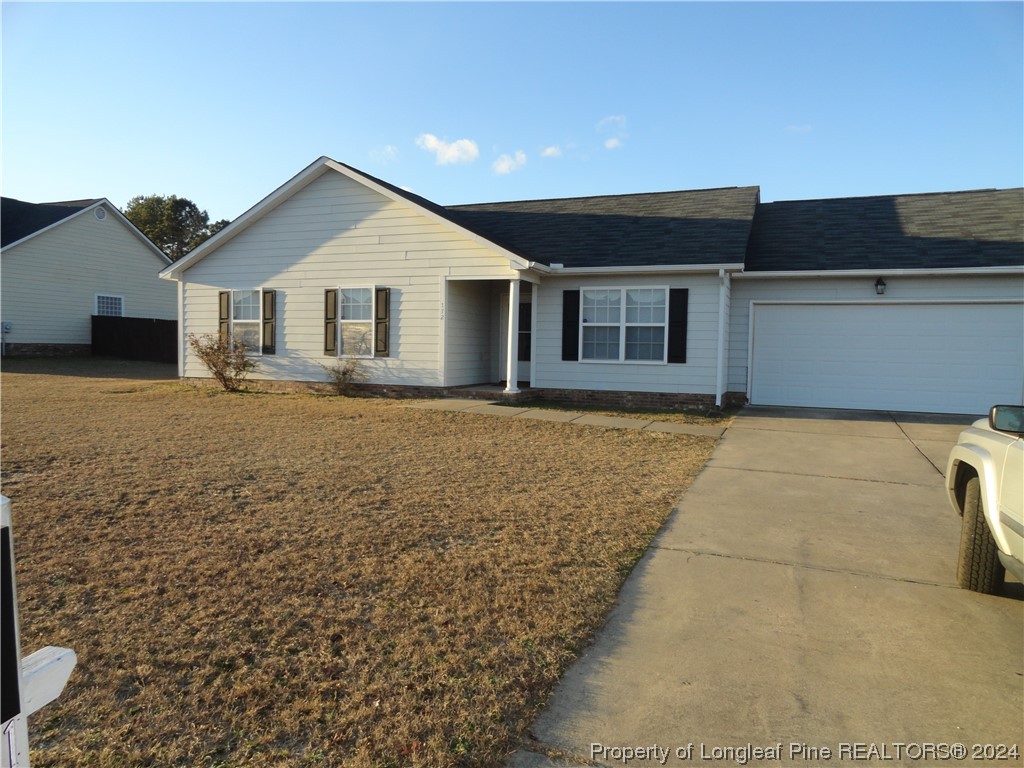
(404, 399), (726, 438)
(507, 406), (1023, 767)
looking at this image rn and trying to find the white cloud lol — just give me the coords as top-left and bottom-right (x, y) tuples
(596, 114), (628, 149)
(371, 144), (399, 163)
(596, 115), (627, 132)
(415, 133), (479, 165)
(493, 150), (527, 175)
(542, 146), (562, 158)
(785, 124), (814, 134)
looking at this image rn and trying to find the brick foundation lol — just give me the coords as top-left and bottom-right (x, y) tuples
(182, 376), (748, 410)
(3, 343), (92, 357)
(532, 387), (747, 411)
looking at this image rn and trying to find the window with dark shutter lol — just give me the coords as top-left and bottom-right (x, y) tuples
(667, 288), (688, 364)
(324, 289), (338, 355)
(218, 291), (231, 342)
(374, 287), (390, 357)
(561, 290), (580, 361)
(261, 290), (276, 355)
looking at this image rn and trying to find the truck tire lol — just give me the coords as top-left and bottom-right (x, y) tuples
(956, 475), (1005, 594)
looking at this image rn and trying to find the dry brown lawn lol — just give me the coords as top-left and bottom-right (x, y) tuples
(1, 359), (721, 768)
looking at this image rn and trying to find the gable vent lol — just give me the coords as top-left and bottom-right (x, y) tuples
(95, 207), (107, 221)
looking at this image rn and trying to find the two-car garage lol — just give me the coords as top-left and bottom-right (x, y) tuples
(749, 301), (1024, 415)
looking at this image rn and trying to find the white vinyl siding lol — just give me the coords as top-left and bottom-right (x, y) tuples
(180, 170), (517, 384)
(445, 279), (495, 386)
(535, 275), (721, 395)
(1, 211), (175, 346)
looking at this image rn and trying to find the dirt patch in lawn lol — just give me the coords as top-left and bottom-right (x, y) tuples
(2, 359), (720, 768)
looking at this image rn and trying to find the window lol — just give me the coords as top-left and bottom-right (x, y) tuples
(340, 288), (373, 356)
(581, 287), (667, 362)
(95, 294), (124, 317)
(230, 290), (261, 350)
(324, 287), (390, 358)
(218, 289), (276, 355)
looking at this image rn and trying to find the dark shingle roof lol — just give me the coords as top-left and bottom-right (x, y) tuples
(1, 197), (99, 248)
(446, 187), (761, 268)
(746, 188), (1024, 271)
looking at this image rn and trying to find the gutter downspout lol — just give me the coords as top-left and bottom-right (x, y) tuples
(715, 268), (731, 408)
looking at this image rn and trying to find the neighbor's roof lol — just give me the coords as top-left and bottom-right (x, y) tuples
(1, 197), (101, 247)
(745, 188), (1024, 272)
(448, 186), (761, 269)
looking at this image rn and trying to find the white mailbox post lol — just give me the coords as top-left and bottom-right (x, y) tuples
(2, 495), (77, 768)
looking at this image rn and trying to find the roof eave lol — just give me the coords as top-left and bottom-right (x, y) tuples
(734, 265), (1024, 278)
(547, 263), (745, 276)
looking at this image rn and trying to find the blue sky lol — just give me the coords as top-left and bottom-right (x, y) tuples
(2, 2), (1022, 222)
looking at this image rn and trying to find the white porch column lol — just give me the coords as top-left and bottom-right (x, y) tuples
(504, 279), (521, 394)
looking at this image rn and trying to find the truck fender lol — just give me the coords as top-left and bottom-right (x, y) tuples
(946, 442), (1012, 555)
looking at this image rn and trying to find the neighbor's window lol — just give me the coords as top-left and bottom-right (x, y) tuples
(230, 289), (261, 351)
(581, 287), (667, 362)
(340, 287), (373, 356)
(95, 294), (124, 317)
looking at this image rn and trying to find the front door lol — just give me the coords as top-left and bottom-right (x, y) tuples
(498, 293), (532, 385)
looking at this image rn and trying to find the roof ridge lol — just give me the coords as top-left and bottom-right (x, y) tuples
(450, 185), (759, 209)
(762, 188), (1021, 206)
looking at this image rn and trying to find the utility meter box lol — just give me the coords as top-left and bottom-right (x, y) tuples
(2, 495), (77, 768)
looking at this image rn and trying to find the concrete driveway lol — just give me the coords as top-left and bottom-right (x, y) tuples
(509, 406), (1023, 767)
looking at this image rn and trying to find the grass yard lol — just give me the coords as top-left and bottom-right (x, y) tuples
(1, 359), (722, 768)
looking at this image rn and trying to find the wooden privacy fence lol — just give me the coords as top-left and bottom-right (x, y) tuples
(91, 316), (177, 364)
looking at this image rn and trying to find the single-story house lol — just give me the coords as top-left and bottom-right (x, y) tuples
(1, 197), (176, 356)
(159, 157), (1024, 415)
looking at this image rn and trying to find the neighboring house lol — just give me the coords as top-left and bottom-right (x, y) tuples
(160, 157), (1024, 415)
(1, 197), (175, 356)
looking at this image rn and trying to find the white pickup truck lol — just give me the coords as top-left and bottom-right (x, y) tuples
(946, 405), (1024, 594)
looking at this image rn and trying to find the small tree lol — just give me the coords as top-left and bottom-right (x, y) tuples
(124, 195), (227, 261)
(188, 333), (256, 392)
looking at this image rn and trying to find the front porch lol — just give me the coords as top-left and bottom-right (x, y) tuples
(443, 277), (534, 393)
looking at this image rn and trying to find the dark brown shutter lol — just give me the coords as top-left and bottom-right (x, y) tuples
(324, 289), (338, 355)
(261, 289), (276, 355)
(667, 288), (688, 364)
(218, 291), (231, 341)
(374, 287), (390, 357)
(561, 290), (580, 361)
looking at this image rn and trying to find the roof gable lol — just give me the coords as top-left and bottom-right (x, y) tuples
(448, 186), (760, 269)
(161, 157), (533, 279)
(1, 196), (171, 264)
(746, 188), (1024, 272)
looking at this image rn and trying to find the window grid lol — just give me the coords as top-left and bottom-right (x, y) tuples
(339, 287), (374, 357)
(96, 295), (123, 317)
(232, 289), (261, 352)
(581, 287), (668, 363)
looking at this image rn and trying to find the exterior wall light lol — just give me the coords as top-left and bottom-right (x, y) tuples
(875, 277), (887, 295)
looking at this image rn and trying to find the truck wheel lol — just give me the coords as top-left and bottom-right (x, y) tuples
(956, 475), (1005, 594)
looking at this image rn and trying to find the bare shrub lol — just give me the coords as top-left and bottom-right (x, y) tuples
(188, 333), (256, 392)
(320, 358), (364, 396)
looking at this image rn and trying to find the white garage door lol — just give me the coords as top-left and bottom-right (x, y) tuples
(750, 302), (1024, 415)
